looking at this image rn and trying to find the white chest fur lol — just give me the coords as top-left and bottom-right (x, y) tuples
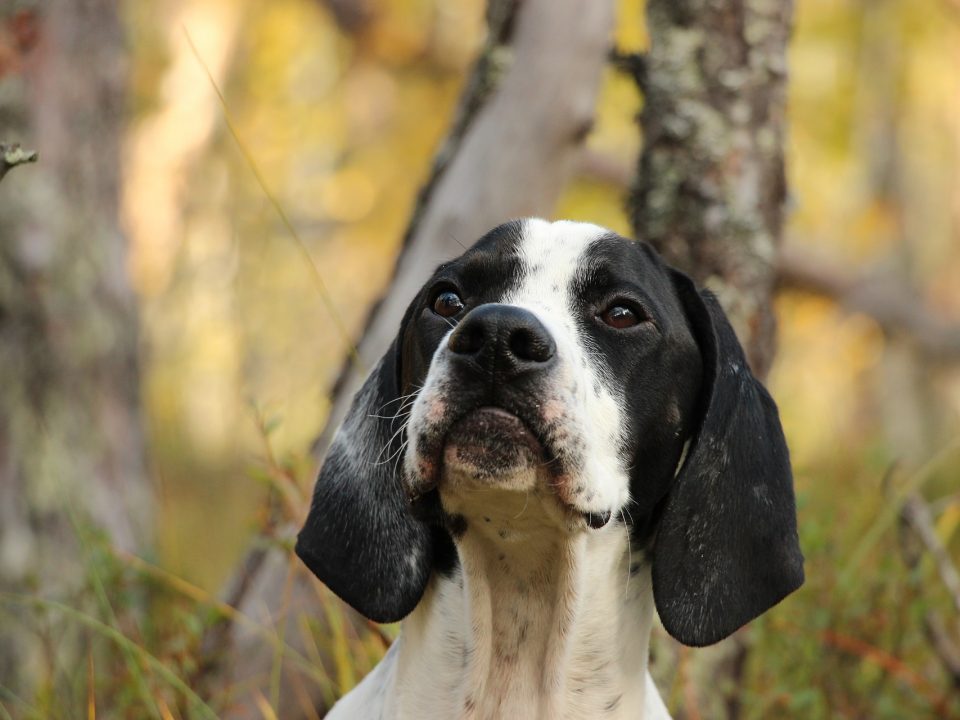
(327, 518), (672, 720)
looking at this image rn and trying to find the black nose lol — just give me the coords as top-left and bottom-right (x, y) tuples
(448, 304), (555, 374)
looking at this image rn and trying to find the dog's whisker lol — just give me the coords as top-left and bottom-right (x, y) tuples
(372, 418), (413, 464)
(374, 387), (423, 414)
(620, 507), (633, 599)
(392, 437), (410, 478)
(512, 492), (529, 520)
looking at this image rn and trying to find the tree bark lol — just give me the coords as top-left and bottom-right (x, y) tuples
(205, 0), (617, 716)
(629, 1), (792, 717)
(0, 0), (150, 692)
(630, 0), (792, 377)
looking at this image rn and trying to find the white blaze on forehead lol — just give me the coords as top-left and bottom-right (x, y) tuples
(504, 219), (609, 309)
(503, 218), (631, 513)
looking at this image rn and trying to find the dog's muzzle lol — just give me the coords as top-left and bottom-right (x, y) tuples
(404, 303), (614, 530)
(406, 304), (560, 491)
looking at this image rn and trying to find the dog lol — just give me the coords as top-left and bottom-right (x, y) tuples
(296, 219), (804, 719)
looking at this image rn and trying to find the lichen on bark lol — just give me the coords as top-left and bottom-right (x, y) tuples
(0, 142), (38, 180)
(630, 0), (792, 376)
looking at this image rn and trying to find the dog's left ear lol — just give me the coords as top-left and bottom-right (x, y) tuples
(652, 270), (804, 647)
(296, 306), (446, 623)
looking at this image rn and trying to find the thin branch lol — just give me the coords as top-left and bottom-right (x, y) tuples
(924, 613), (960, 690)
(898, 492), (960, 689)
(777, 243), (960, 362)
(900, 494), (960, 615)
(0, 143), (38, 182)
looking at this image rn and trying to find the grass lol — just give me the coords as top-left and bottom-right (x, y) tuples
(2, 439), (958, 718)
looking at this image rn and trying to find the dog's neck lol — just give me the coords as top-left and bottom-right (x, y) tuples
(391, 491), (656, 719)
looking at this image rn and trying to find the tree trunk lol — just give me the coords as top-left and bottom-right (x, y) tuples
(631, 0), (792, 378)
(0, 0), (150, 692)
(629, 1), (793, 717)
(204, 0), (617, 716)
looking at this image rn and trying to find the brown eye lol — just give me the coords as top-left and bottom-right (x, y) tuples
(600, 304), (641, 329)
(433, 290), (464, 318)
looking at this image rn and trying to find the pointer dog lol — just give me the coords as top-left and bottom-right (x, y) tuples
(297, 219), (804, 719)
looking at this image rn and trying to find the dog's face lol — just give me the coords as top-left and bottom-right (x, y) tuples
(297, 219), (804, 646)
(400, 220), (701, 536)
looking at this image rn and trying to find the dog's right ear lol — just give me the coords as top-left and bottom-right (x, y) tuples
(296, 313), (443, 623)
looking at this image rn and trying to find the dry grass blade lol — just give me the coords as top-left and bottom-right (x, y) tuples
(87, 651), (96, 720)
(111, 548), (335, 694)
(0, 593), (220, 720)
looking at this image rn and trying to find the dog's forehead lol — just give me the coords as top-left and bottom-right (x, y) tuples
(505, 219), (607, 309)
(454, 218), (658, 299)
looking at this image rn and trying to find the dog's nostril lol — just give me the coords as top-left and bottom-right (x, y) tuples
(448, 321), (485, 355)
(584, 510), (612, 529)
(509, 326), (555, 363)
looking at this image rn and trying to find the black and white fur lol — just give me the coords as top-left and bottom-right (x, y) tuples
(297, 219), (804, 719)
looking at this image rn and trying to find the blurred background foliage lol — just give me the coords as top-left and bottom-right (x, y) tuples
(2, 0), (960, 716)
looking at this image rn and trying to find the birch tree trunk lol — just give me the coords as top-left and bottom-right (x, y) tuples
(205, 0), (617, 716)
(0, 0), (150, 692)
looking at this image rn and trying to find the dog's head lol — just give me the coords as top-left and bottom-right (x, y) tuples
(297, 219), (803, 646)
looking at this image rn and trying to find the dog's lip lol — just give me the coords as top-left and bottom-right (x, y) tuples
(445, 406), (544, 452)
(407, 404), (554, 497)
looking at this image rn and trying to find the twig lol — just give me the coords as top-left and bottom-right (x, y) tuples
(924, 613), (960, 690)
(678, 645), (702, 720)
(0, 143), (38, 182)
(777, 243), (960, 362)
(898, 492), (960, 690)
(900, 493), (960, 615)
(819, 627), (949, 714)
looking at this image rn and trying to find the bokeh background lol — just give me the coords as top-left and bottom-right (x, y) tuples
(1, 0), (959, 717)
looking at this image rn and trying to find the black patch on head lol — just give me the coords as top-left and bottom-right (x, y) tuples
(296, 220), (527, 622)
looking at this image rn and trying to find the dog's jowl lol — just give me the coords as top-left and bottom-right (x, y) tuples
(296, 219), (804, 720)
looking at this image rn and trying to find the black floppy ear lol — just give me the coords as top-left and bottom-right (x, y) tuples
(652, 271), (804, 647)
(296, 328), (441, 623)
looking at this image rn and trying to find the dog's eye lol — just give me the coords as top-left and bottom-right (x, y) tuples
(600, 304), (642, 329)
(433, 290), (464, 318)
